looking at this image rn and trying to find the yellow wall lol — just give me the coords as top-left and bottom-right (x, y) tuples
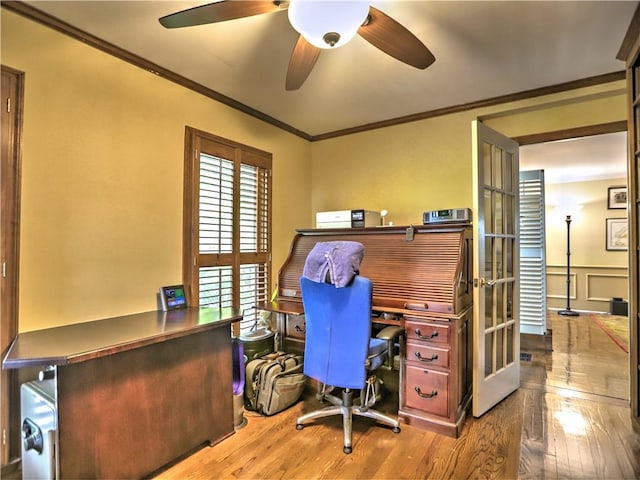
(310, 84), (627, 227)
(310, 113), (475, 227)
(2, 11), (311, 331)
(544, 178), (628, 312)
(545, 178), (628, 267)
(2, 10), (629, 332)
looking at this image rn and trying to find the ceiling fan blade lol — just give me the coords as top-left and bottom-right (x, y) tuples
(286, 35), (321, 91)
(159, 1), (284, 29)
(358, 6), (435, 70)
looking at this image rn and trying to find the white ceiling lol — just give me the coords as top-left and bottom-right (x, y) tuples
(14, 0), (637, 182)
(24, 0), (636, 137)
(520, 131), (628, 184)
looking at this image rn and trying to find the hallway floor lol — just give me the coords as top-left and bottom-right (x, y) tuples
(518, 311), (639, 479)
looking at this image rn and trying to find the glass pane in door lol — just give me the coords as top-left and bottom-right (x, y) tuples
(496, 326), (504, 371)
(492, 146), (503, 189)
(485, 334), (493, 377)
(485, 283), (494, 330)
(495, 193), (503, 235)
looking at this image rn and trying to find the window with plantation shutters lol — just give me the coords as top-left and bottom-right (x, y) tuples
(184, 127), (271, 335)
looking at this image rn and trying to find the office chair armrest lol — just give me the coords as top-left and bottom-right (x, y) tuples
(376, 326), (404, 369)
(376, 326), (404, 341)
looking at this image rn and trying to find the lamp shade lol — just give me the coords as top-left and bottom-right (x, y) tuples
(288, 1), (370, 49)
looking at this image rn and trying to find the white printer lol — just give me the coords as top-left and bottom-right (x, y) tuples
(315, 209), (381, 229)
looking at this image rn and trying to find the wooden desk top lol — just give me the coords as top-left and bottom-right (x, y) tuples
(2, 307), (242, 369)
(257, 300), (304, 316)
(257, 299), (460, 325)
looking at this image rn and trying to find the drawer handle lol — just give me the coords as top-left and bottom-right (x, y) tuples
(414, 387), (438, 399)
(294, 325), (304, 333)
(404, 302), (429, 311)
(415, 329), (438, 340)
(415, 352), (438, 363)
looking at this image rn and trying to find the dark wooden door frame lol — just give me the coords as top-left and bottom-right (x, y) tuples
(1, 64), (24, 468)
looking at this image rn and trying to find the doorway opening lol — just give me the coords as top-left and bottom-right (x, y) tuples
(519, 130), (630, 401)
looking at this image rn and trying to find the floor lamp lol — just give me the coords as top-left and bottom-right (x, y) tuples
(558, 214), (579, 317)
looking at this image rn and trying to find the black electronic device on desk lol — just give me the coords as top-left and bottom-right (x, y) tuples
(159, 285), (187, 311)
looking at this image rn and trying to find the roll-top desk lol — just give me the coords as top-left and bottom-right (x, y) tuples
(260, 224), (473, 437)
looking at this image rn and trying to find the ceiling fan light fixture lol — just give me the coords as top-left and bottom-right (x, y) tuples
(288, 0), (369, 49)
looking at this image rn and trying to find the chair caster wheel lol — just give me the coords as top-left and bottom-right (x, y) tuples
(393, 426), (401, 433)
(343, 446), (352, 454)
(296, 424), (304, 430)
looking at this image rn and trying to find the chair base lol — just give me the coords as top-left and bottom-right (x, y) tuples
(296, 388), (401, 454)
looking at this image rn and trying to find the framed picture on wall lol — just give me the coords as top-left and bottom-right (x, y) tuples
(606, 218), (628, 251)
(607, 186), (627, 209)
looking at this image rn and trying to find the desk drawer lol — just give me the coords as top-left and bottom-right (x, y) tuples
(406, 341), (449, 369)
(405, 320), (450, 345)
(404, 365), (449, 417)
(286, 314), (306, 339)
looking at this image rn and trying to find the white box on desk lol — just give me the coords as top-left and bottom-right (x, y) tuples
(315, 209), (381, 229)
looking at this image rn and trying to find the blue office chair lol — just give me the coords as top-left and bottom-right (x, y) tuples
(295, 275), (401, 454)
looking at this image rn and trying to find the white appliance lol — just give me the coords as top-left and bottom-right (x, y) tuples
(315, 210), (381, 229)
(21, 378), (57, 479)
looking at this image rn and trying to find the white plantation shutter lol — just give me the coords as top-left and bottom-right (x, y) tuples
(199, 266), (233, 308)
(239, 263), (269, 335)
(240, 164), (258, 252)
(519, 170), (547, 335)
(200, 154), (234, 254)
(237, 161), (270, 335)
(184, 128), (272, 335)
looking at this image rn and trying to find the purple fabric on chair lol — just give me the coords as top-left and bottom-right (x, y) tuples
(302, 241), (365, 288)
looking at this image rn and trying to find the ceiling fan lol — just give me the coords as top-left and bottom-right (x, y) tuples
(159, 1), (435, 90)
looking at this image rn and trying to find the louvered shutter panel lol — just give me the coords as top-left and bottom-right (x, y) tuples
(199, 266), (233, 309)
(198, 154), (235, 310)
(237, 163), (270, 335)
(519, 170), (547, 335)
(200, 154), (234, 254)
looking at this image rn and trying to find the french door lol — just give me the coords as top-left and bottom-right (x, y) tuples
(471, 120), (520, 417)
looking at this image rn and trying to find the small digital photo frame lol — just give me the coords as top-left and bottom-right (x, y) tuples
(159, 285), (188, 311)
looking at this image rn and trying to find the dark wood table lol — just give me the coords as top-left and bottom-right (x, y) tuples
(3, 307), (242, 479)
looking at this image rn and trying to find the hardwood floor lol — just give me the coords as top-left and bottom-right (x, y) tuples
(521, 312), (629, 401)
(3, 315), (636, 479)
(154, 389), (523, 479)
(154, 312), (640, 479)
(518, 312), (639, 479)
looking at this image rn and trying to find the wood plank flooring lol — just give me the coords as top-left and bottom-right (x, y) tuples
(152, 312), (639, 479)
(518, 312), (638, 479)
(521, 312), (629, 401)
(153, 389), (524, 479)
